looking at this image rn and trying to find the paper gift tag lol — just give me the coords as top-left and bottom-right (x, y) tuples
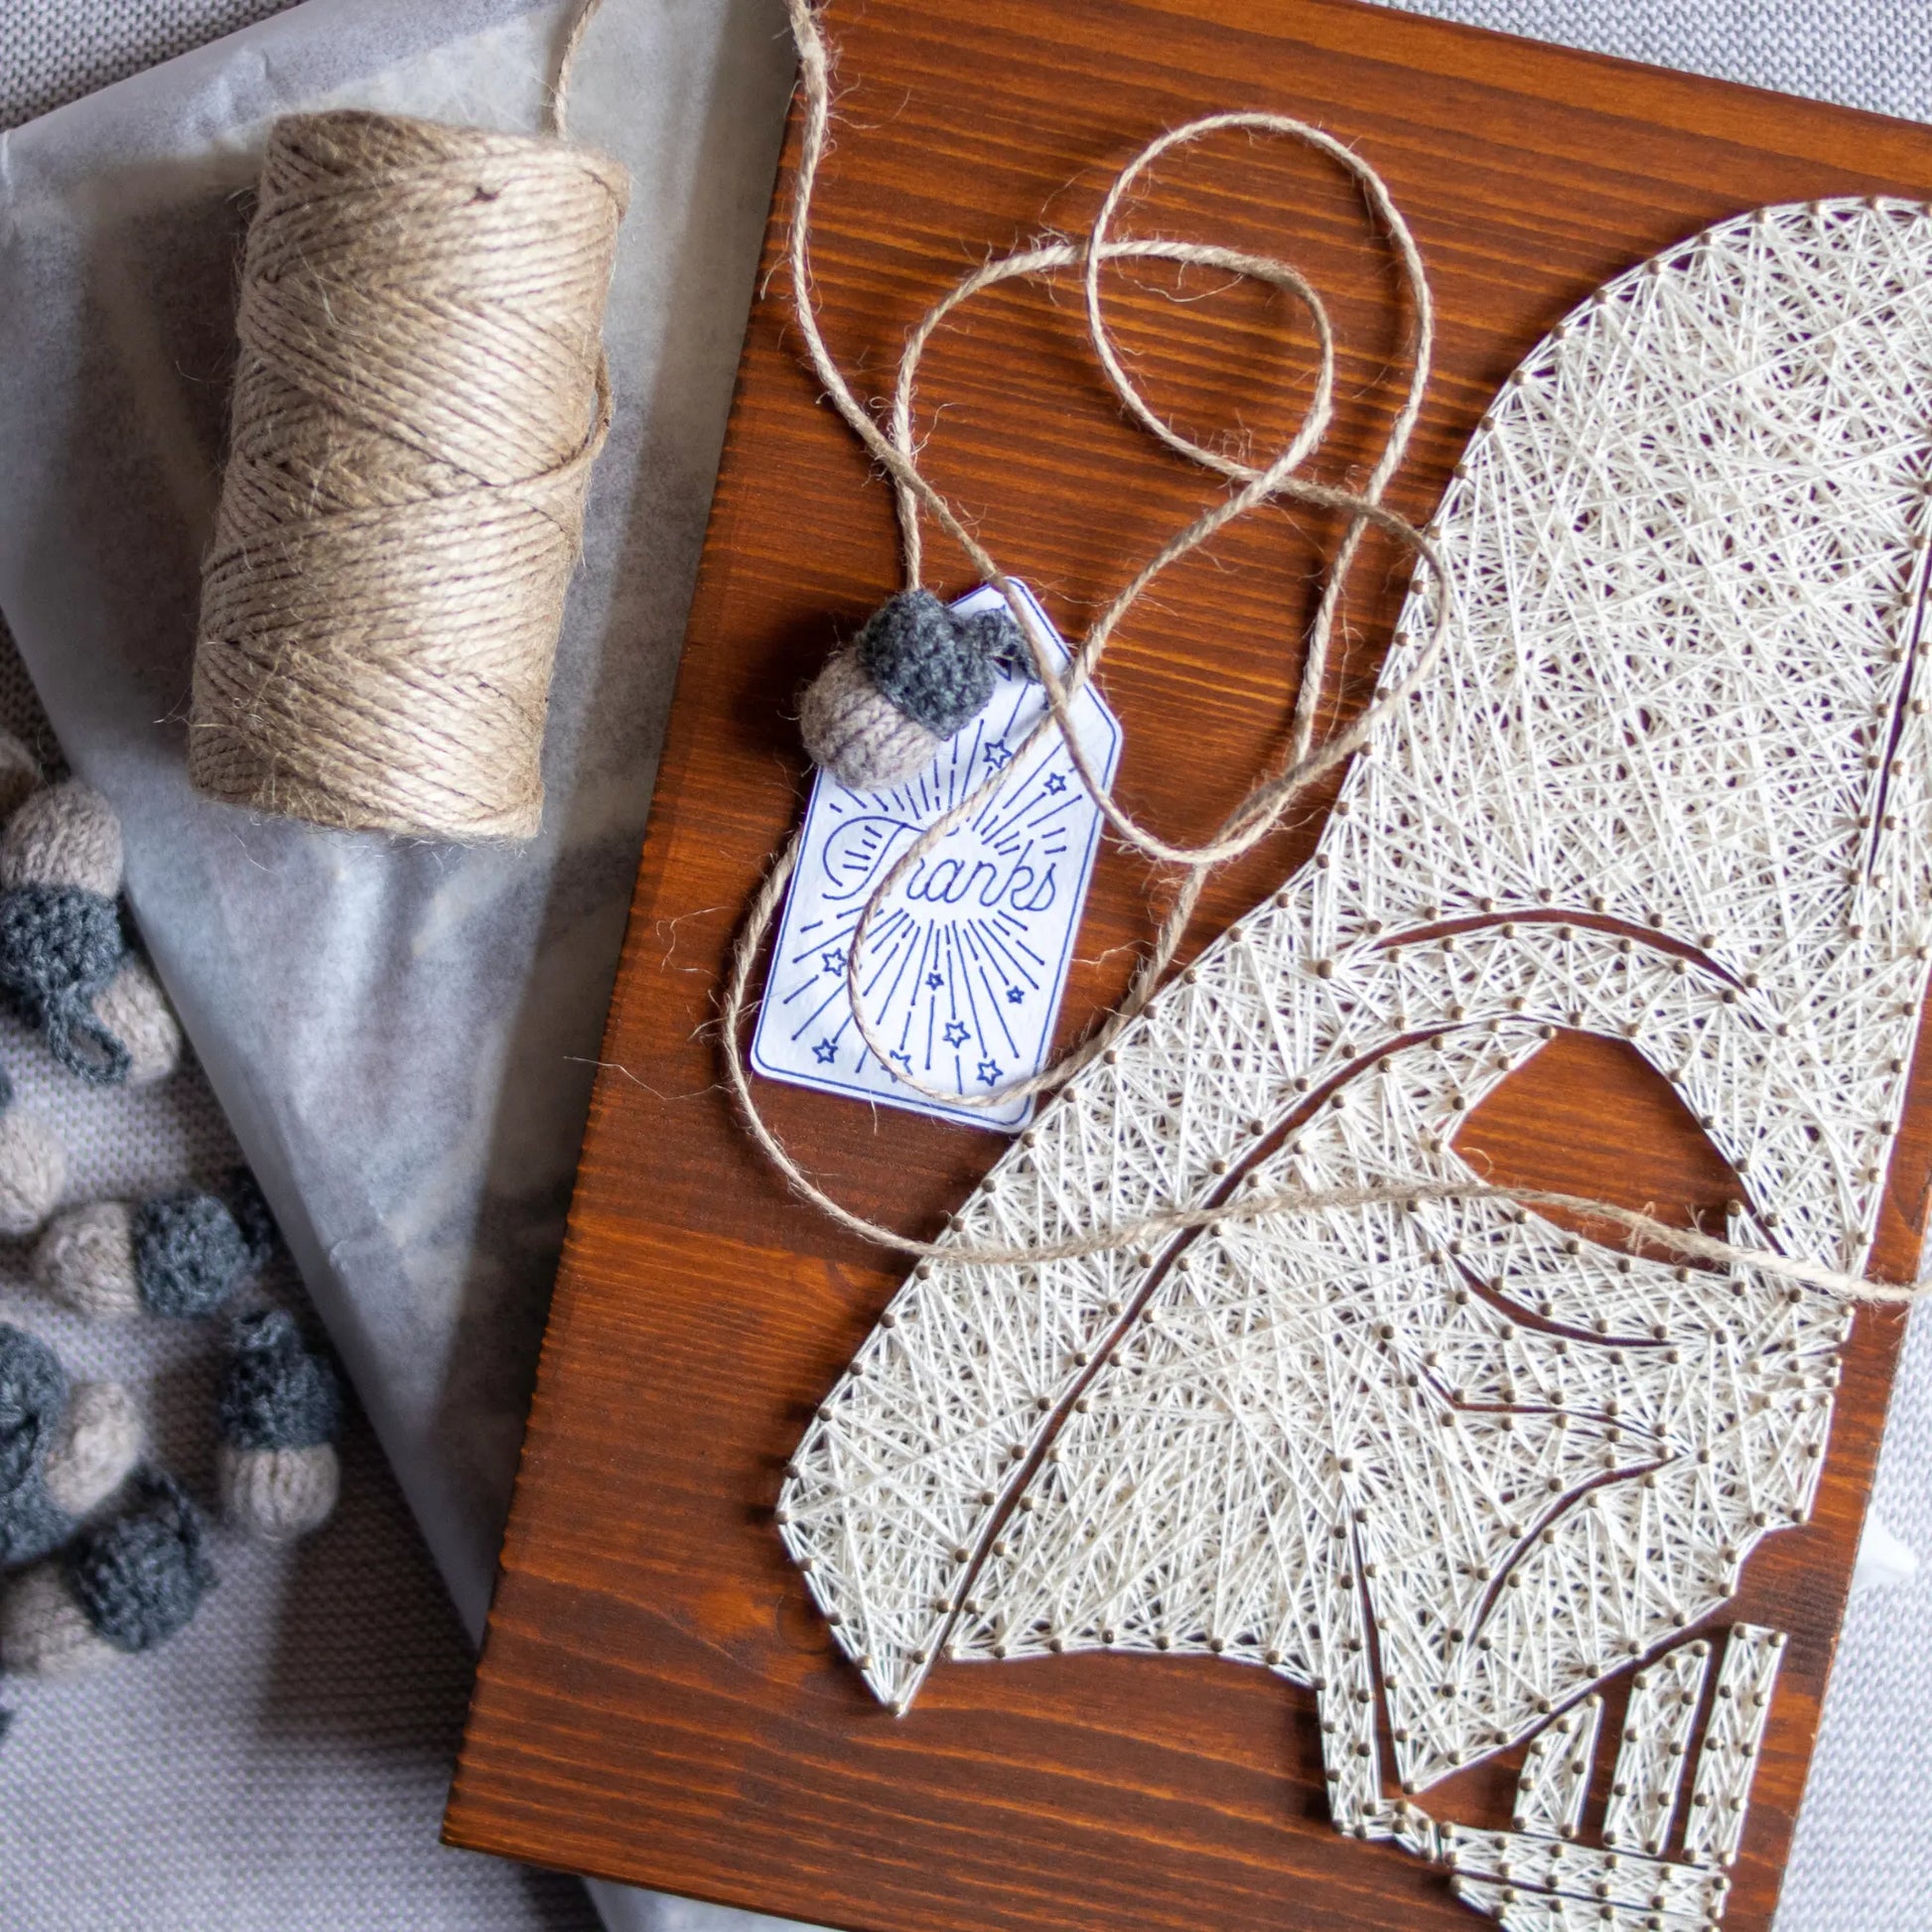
(753, 583), (1121, 1130)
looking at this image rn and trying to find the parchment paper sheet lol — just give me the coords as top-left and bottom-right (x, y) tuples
(0, 2), (805, 1925)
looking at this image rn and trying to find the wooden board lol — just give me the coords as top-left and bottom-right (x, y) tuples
(446, 3), (1932, 1926)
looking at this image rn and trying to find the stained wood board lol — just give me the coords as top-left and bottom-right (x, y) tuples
(446, 3), (1932, 1926)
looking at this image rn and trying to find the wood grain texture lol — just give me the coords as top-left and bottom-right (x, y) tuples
(446, 3), (1932, 1925)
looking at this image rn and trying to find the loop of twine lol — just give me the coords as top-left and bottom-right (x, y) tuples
(190, 108), (629, 840)
(712, 2), (1923, 1308)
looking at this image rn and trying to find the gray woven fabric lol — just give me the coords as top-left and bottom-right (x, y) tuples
(1392, 0), (1932, 128)
(0, 0), (296, 125)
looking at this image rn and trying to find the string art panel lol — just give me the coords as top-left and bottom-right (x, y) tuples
(779, 199), (1932, 1925)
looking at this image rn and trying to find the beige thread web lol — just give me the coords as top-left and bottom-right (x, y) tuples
(779, 190), (1932, 1919)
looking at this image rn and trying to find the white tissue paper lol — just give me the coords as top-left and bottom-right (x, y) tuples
(0, 1), (810, 1926)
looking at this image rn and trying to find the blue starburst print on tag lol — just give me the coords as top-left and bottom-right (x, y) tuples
(753, 583), (1121, 1131)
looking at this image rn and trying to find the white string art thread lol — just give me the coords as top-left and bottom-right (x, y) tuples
(765, 186), (1932, 1925)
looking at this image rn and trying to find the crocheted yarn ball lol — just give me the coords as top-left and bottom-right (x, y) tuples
(859, 590), (1019, 738)
(0, 886), (121, 1003)
(0, 886), (127, 1080)
(0, 1322), (64, 1456)
(0, 782), (132, 1080)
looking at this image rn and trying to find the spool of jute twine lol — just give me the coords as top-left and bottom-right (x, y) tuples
(190, 108), (628, 840)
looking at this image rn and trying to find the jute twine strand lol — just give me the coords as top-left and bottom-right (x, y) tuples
(190, 108), (628, 839)
(714, 2), (1922, 1308)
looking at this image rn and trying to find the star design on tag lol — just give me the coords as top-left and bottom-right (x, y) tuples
(813, 1038), (838, 1065)
(821, 948), (846, 976)
(942, 1019), (971, 1047)
(983, 740), (1013, 770)
(1043, 771), (1068, 794)
(976, 1059), (1003, 1085)
(1006, 985), (1025, 1004)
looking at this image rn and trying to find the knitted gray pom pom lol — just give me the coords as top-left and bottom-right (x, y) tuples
(0, 1324), (69, 1569)
(134, 1174), (274, 1319)
(799, 591), (1030, 790)
(0, 885), (125, 1081)
(0, 781), (182, 1085)
(216, 1311), (343, 1541)
(63, 1468), (211, 1655)
(218, 1311), (342, 1451)
(0, 1324), (140, 1572)
(858, 590), (1016, 737)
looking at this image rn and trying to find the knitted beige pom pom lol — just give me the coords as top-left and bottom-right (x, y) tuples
(0, 733), (41, 825)
(0, 1563), (117, 1678)
(798, 647), (943, 792)
(34, 1201), (138, 1318)
(0, 780), (123, 898)
(0, 1108), (65, 1238)
(217, 1441), (340, 1543)
(91, 957), (182, 1086)
(42, 1381), (142, 1517)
